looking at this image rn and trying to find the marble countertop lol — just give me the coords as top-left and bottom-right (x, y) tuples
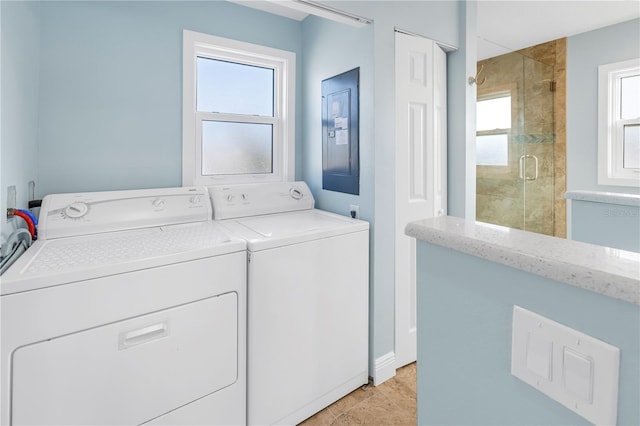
(565, 190), (640, 207)
(405, 216), (640, 305)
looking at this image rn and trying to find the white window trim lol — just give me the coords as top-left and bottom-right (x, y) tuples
(598, 58), (640, 187)
(476, 90), (513, 170)
(182, 30), (295, 186)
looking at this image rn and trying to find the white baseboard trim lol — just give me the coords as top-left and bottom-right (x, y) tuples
(372, 351), (396, 386)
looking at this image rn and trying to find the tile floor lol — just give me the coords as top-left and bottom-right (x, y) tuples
(299, 362), (416, 426)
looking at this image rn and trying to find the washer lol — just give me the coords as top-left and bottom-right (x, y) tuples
(209, 181), (369, 426)
(1, 187), (246, 426)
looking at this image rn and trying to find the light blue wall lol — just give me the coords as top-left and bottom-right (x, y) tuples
(300, 17), (374, 221)
(34, 1), (303, 196)
(310, 0), (464, 368)
(567, 18), (640, 196)
(1, 1), (41, 240)
(570, 200), (640, 252)
(416, 242), (640, 425)
(300, 16), (377, 369)
(447, 0), (476, 220)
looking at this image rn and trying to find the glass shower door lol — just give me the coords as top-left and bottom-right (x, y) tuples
(475, 51), (556, 236)
(520, 56), (555, 235)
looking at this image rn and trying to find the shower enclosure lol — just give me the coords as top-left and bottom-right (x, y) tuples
(476, 51), (556, 236)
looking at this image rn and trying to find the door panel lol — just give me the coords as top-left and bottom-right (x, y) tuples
(395, 31), (447, 369)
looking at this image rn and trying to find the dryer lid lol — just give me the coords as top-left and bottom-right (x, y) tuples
(238, 210), (350, 238)
(226, 209), (369, 251)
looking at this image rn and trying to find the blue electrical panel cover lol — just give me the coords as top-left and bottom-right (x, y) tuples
(321, 68), (359, 195)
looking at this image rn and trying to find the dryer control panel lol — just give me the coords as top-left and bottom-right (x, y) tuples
(209, 182), (315, 220)
(38, 187), (211, 240)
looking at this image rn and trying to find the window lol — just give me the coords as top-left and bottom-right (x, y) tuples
(598, 58), (640, 187)
(476, 94), (511, 166)
(183, 30), (295, 185)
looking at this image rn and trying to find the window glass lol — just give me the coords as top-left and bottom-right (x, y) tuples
(623, 124), (640, 169)
(201, 121), (273, 175)
(477, 96), (511, 131)
(597, 58), (640, 186)
(620, 75), (640, 120)
(476, 134), (509, 166)
(196, 57), (274, 116)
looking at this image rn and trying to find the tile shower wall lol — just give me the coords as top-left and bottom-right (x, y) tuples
(476, 39), (566, 237)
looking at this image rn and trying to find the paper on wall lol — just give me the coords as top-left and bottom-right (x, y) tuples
(335, 129), (348, 145)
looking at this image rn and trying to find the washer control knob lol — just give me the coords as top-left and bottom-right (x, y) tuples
(289, 188), (303, 200)
(152, 198), (165, 208)
(227, 194), (235, 202)
(190, 195), (201, 204)
(64, 202), (89, 219)
(241, 193), (248, 201)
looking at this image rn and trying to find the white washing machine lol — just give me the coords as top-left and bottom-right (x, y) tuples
(1, 187), (246, 426)
(209, 182), (369, 426)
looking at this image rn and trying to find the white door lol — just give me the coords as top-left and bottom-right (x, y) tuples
(394, 31), (447, 368)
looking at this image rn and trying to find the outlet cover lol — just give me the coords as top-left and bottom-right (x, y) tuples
(511, 306), (619, 425)
(349, 204), (360, 219)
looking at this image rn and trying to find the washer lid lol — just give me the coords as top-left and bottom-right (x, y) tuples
(1, 222), (245, 295)
(227, 209), (369, 251)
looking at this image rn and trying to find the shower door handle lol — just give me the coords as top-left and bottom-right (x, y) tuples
(519, 155), (539, 181)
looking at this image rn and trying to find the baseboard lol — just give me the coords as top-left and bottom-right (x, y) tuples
(372, 351), (396, 386)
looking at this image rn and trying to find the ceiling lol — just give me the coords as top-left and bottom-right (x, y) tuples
(229, 1), (640, 59)
(477, 1), (640, 59)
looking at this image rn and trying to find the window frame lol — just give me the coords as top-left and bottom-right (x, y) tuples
(598, 58), (640, 187)
(476, 90), (513, 170)
(182, 30), (296, 186)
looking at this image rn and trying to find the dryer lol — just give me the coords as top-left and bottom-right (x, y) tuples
(1, 187), (246, 426)
(209, 182), (369, 426)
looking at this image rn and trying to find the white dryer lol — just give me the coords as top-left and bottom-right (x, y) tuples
(209, 182), (369, 426)
(1, 187), (246, 426)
